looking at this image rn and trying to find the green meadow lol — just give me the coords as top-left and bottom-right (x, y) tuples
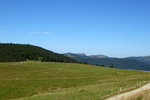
(0, 62), (150, 100)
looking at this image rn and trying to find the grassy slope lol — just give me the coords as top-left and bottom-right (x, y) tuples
(0, 62), (150, 100)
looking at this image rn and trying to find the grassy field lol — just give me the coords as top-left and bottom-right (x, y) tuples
(0, 62), (150, 100)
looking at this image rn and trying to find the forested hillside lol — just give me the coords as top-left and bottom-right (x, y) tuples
(0, 43), (77, 63)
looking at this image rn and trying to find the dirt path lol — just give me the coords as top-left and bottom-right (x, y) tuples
(105, 83), (150, 100)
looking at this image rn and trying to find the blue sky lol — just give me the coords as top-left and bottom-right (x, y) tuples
(0, 0), (150, 57)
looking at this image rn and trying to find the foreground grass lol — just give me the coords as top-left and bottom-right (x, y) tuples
(0, 62), (150, 100)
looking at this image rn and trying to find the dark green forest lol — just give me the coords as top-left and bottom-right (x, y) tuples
(0, 43), (77, 63)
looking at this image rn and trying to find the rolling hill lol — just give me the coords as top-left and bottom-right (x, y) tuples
(64, 53), (150, 71)
(0, 62), (150, 100)
(0, 43), (77, 63)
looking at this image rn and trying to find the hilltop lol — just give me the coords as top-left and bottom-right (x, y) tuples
(0, 43), (77, 63)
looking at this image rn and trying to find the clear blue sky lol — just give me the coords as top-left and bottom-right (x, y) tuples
(0, 0), (150, 57)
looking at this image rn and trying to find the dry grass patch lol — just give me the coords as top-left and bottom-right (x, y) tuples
(123, 89), (150, 100)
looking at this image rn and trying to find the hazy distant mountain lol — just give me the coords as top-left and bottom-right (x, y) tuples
(64, 53), (109, 60)
(127, 56), (150, 64)
(64, 53), (108, 58)
(64, 53), (87, 60)
(64, 53), (150, 71)
(74, 53), (87, 56)
(89, 55), (108, 58)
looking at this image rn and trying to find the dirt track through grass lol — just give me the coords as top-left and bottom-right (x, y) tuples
(106, 83), (150, 100)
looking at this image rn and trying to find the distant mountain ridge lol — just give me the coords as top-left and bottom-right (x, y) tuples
(64, 53), (150, 71)
(127, 56), (150, 64)
(89, 55), (108, 58)
(64, 53), (109, 59)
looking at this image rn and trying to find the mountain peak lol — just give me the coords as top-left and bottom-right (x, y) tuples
(74, 53), (86, 56)
(64, 53), (87, 56)
(64, 53), (108, 59)
(89, 55), (108, 58)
